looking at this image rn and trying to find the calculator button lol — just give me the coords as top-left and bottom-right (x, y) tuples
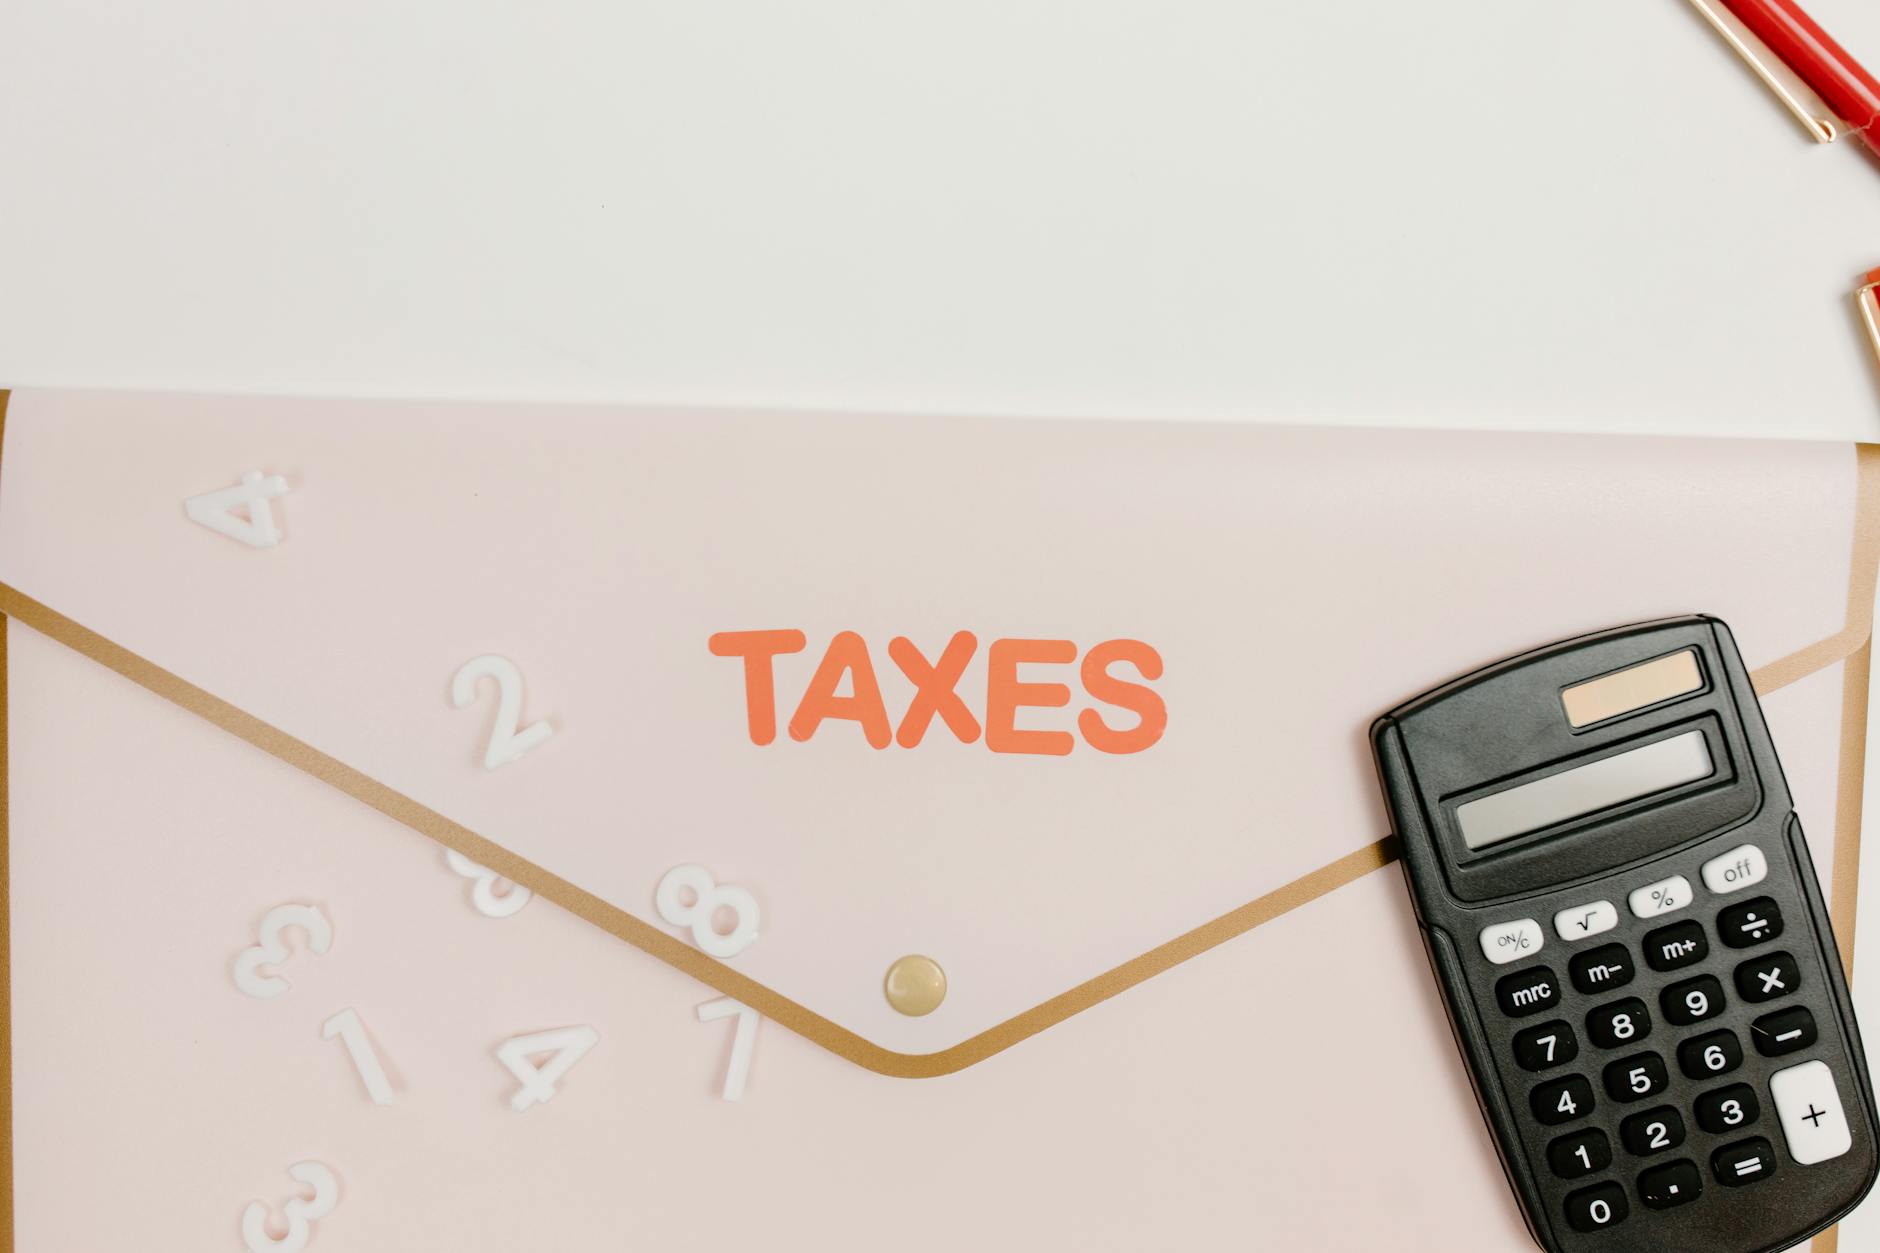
(1642, 920), (1709, 972)
(1718, 896), (1783, 949)
(1570, 943), (1637, 995)
(1603, 1052), (1670, 1104)
(1533, 1075), (1597, 1126)
(1712, 1137), (1778, 1187)
(1554, 900), (1619, 943)
(1547, 1128), (1613, 1180)
(1677, 1029), (1743, 1081)
(1734, 951), (1801, 1004)
(1512, 1021), (1579, 1072)
(1695, 1083), (1761, 1134)
(1700, 844), (1768, 895)
(1660, 975), (1727, 1026)
(1629, 875), (1693, 919)
(1586, 998), (1653, 1049)
(1637, 1159), (1703, 1210)
(1563, 1182), (1629, 1234)
(1620, 1106), (1687, 1157)
(1770, 1060), (1853, 1165)
(1479, 918), (1544, 965)
(1495, 966), (1561, 1017)
(1751, 1007), (1818, 1058)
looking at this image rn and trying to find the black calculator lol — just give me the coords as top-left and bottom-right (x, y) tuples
(1372, 617), (1878, 1252)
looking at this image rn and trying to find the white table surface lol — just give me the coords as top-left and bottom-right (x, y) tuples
(1, 0), (1878, 439)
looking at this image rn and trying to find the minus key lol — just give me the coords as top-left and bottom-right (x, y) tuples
(1752, 1007), (1818, 1058)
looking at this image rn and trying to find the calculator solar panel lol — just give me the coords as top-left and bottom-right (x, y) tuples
(1372, 617), (1878, 1253)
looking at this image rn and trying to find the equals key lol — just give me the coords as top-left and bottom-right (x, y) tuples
(1712, 1137), (1778, 1188)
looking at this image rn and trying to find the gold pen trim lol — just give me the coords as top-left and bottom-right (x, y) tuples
(1858, 274), (1880, 370)
(1686, 0), (1848, 144)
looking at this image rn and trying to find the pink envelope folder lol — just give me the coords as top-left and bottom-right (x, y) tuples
(0, 389), (1873, 1250)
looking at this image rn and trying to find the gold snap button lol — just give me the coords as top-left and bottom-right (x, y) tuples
(884, 954), (947, 1016)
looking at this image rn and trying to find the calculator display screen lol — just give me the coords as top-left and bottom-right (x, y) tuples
(1455, 730), (1714, 850)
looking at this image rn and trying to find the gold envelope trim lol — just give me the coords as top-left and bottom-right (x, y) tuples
(0, 392), (1874, 1081)
(1, 573), (12, 1250)
(0, 571), (1392, 1078)
(0, 581), (1395, 1079)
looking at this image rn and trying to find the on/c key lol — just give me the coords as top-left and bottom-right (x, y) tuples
(1480, 918), (1544, 966)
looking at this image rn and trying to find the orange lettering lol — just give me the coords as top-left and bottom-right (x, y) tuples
(1078, 638), (1166, 754)
(889, 632), (981, 747)
(985, 638), (1075, 756)
(788, 631), (893, 749)
(708, 629), (807, 745)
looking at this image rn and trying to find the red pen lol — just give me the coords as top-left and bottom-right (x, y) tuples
(1692, 0), (1880, 157)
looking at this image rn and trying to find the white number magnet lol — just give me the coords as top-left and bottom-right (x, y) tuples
(232, 904), (333, 999)
(241, 1161), (339, 1253)
(186, 470), (291, 548)
(322, 1008), (396, 1106)
(656, 865), (761, 958)
(698, 997), (760, 1101)
(452, 654), (555, 769)
(444, 848), (532, 917)
(496, 1026), (599, 1112)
